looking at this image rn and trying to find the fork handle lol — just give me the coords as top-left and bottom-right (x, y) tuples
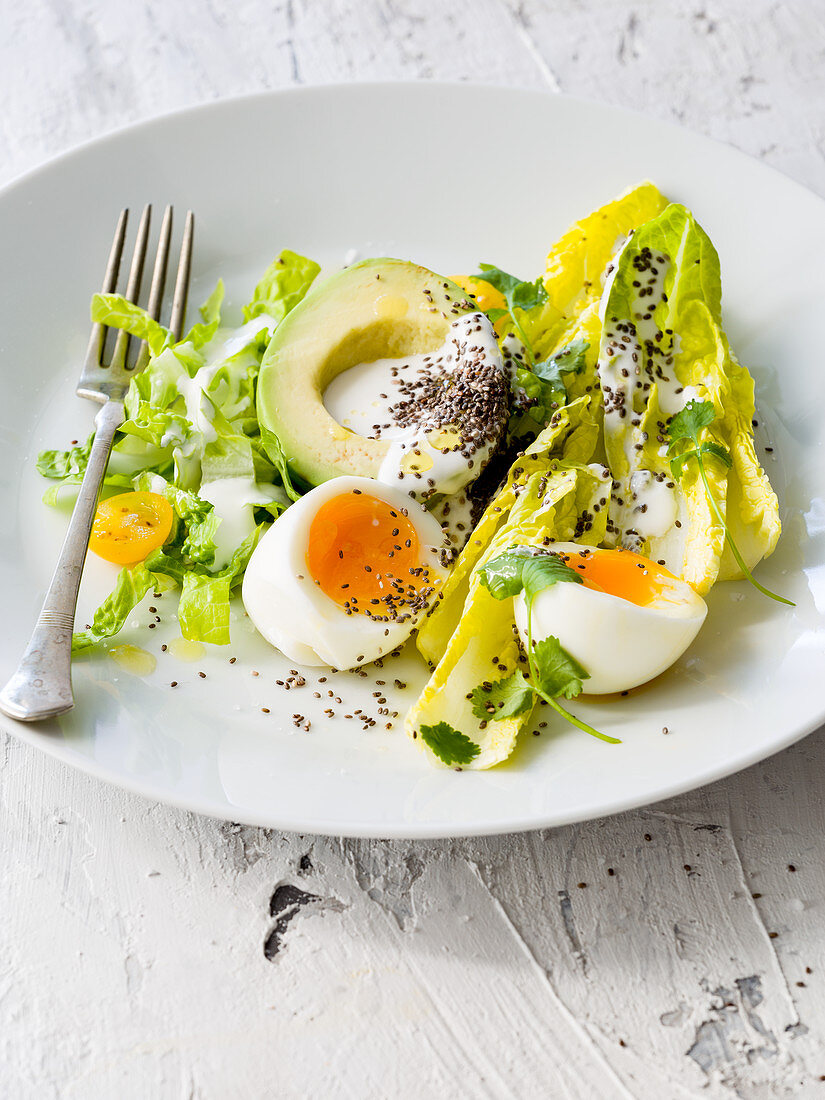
(0, 400), (125, 721)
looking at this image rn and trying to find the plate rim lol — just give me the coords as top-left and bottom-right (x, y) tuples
(2, 79), (821, 213)
(2, 80), (823, 838)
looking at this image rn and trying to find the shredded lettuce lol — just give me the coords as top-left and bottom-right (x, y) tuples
(175, 526), (262, 645)
(243, 249), (321, 324)
(72, 565), (156, 654)
(90, 294), (171, 356)
(40, 251), (321, 652)
(184, 279), (225, 349)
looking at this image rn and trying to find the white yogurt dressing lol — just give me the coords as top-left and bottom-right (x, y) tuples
(207, 315), (277, 363)
(627, 470), (679, 539)
(324, 311), (508, 501)
(597, 243), (693, 563)
(200, 476), (288, 570)
(324, 355), (419, 442)
(176, 367), (220, 445)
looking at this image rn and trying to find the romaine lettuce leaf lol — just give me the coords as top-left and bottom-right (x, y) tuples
(37, 432), (137, 503)
(37, 433), (95, 480)
(540, 182), (669, 352)
(159, 482), (220, 567)
(597, 202), (779, 592)
(408, 462), (609, 769)
(259, 424), (303, 502)
(417, 394), (600, 666)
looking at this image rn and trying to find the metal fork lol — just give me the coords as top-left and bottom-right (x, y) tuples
(0, 205), (194, 722)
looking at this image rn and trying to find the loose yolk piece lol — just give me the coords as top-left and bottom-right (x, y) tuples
(306, 492), (422, 611)
(450, 275), (507, 313)
(89, 491), (174, 566)
(562, 548), (679, 607)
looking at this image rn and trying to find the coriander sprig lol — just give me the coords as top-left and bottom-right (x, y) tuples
(475, 548), (620, 744)
(471, 267), (588, 435)
(666, 400), (793, 606)
(473, 264), (547, 365)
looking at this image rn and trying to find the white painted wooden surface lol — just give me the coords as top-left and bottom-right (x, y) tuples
(2, 2), (825, 1096)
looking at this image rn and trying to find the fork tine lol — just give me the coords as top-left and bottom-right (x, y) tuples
(83, 208), (128, 369)
(169, 210), (194, 341)
(110, 204), (152, 371)
(134, 205), (173, 373)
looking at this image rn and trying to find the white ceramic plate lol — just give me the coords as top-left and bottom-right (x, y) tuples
(1, 84), (823, 837)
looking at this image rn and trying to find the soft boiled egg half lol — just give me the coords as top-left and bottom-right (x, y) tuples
(242, 475), (449, 669)
(513, 543), (707, 694)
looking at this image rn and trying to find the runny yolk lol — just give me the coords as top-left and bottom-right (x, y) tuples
(450, 275), (507, 313)
(562, 548), (679, 607)
(306, 491), (422, 612)
(89, 491), (174, 566)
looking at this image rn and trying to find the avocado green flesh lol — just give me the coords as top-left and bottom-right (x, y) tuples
(257, 258), (477, 487)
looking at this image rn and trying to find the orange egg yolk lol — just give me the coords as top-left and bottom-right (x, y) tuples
(306, 491), (423, 612)
(89, 491), (174, 566)
(561, 548), (679, 607)
(450, 275), (507, 313)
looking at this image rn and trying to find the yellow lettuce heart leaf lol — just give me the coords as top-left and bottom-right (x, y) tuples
(537, 181), (670, 355)
(417, 395), (599, 667)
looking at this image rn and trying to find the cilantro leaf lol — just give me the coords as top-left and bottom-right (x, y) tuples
(470, 554), (617, 744)
(478, 547), (583, 602)
(476, 264), (548, 314)
(667, 401), (732, 480)
(699, 440), (733, 468)
(473, 263), (548, 366)
(477, 547), (538, 599)
(531, 636), (589, 700)
(470, 671), (534, 722)
(533, 337), (589, 392)
(668, 448), (693, 481)
(511, 338), (590, 434)
(419, 722), (481, 766)
(521, 556), (584, 603)
(664, 399), (793, 606)
(666, 399), (717, 446)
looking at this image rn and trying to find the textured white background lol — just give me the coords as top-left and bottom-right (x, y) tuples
(3, 2), (825, 1097)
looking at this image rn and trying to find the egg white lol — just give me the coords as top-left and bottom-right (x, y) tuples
(242, 475), (449, 669)
(513, 542), (707, 694)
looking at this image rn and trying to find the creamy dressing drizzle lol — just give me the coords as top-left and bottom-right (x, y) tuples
(324, 312), (507, 501)
(200, 476), (288, 570)
(160, 316), (285, 565)
(597, 243), (694, 564)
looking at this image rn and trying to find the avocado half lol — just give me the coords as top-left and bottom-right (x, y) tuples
(257, 258), (477, 487)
